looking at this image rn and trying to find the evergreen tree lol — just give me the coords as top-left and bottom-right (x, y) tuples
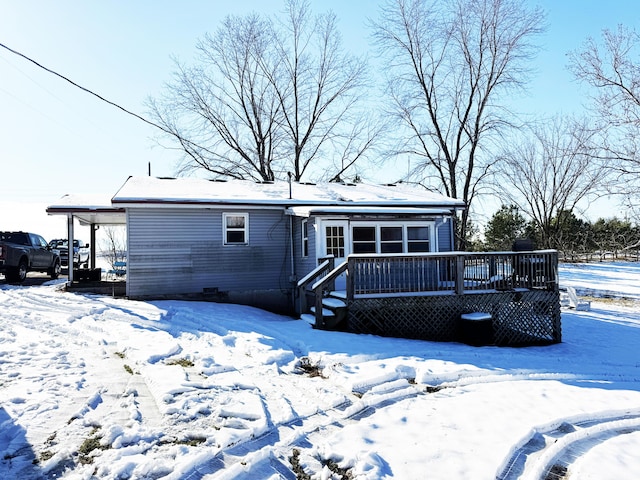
(484, 205), (527, 251)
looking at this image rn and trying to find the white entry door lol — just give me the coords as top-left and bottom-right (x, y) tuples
(320, 220), (350, 290)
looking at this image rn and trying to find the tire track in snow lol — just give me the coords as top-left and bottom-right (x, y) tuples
(426, 369), (640, 393)
(177, 375), (421, 479)
(497, 411), (640, 480)
(176, 365), (640, 479)
(37, 346), (167, 477)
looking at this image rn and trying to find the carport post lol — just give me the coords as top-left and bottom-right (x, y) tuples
(67, 214), (74, 284)
(90, 223), (97, 269)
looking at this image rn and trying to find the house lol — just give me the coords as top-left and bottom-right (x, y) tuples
(47, 176), (561, 346)
(110, 176), (464, 311)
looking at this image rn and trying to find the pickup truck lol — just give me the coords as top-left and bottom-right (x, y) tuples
(0, 232), (61, 283)
(48, 239), (90, 268)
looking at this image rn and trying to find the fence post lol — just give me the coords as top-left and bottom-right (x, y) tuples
(550, 251), (559, 292)
(455, 254), (465, 295)
(346, 256), (354, 301)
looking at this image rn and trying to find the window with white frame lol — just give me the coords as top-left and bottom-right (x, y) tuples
(301, 219), (309, 257)
(325, 225), (345, 257)
(407, 226), (430, 252)
(352, 226), (376, 253)
(380, 226), (403, 253)
(223, 213), (248, 245)
(351, 223), (432, 254)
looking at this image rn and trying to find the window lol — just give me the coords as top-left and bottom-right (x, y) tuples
(301, 219), (309, 257)
(352, 226), (376, 253)
(223, 213), (248, 245)
(325, 225), (345, 257)
(407, 226), (430, 252)
(380, 226), (403, 253)
(30, 234), (45, 248)
(351, 223), (432, 254)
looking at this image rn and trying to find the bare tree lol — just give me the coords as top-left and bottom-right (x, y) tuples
(148, 1), (377, 183)
(568, 25), (640, 201)
(496, 116), (606, 249)
(268, 0), (375, 181)
(371, 0), (544, 248)
(99, 226), (127, 273)
(148, 14), (281, 181)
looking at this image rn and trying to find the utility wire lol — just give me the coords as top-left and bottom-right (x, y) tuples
(0, 40), (171, 136)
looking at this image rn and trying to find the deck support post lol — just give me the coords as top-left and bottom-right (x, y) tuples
(314, 288), (324, 328)
(455, 254), (465, 295)
(346, 256), (354, 300)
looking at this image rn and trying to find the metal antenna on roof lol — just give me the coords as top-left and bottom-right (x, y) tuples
(287, 172), (292, 199)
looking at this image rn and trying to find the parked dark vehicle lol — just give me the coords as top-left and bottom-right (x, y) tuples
(0, 232), (61, 283)
(48, 239), (90, 268)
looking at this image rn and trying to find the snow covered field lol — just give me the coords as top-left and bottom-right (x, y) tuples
(1, 263), (640, 479)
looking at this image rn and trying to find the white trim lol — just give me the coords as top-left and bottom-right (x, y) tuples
(301, 219), (309, 257)
(117, 203), (287, 212)
(319, 219), (350, 260)
(223, 212), (249, 245)
(350, 221), (436, 254)
(286, 206), (456, 217)
(316, 219), (350, 291)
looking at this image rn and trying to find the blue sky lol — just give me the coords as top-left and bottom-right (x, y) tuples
(0, 0), (637, 236)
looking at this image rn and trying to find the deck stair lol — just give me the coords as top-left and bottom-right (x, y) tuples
(305, 292), (348, 329)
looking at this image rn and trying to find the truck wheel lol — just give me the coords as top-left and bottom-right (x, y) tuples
(49, 259), (61, 279)
(7, 259), (28, 283)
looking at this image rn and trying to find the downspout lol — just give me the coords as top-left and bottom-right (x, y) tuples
(435, 216), (452, 253)
(450, 211), (456, 251)
(435, 219), (442, 253)
(287, 172), (296, 313)
(290, 215), (296, 308)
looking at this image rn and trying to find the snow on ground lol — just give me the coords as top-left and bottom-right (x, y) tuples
(1, 263), (640, 479)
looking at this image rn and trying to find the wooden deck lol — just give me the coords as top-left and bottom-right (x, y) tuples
(298, 250), (561, 346)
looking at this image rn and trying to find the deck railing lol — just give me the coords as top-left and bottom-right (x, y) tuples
(300, 250), (559, 323)
(296, 255), (335, 314)
(298, 250), (559, 342)
(347, 250), (558, 297)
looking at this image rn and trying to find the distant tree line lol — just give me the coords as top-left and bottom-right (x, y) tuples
(148, 0), (640, 251)
(475, 204), (640, 261)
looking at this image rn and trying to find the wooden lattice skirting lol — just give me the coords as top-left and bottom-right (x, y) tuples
(347, 290), (561, 346)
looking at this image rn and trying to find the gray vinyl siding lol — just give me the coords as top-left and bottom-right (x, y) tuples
(126, 208), (292, 300)
(293, 216), (317, 280)
(436, 218), (454, 252)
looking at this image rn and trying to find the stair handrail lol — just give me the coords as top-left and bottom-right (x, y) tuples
(296, 255), (335, 315)
(311, 261), (348, 327)
(296, 259), (330, 289)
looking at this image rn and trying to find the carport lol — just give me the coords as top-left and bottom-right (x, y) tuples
(46, 194), (126, 285)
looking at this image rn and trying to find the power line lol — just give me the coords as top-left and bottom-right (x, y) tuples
(0, 40), (170, 136)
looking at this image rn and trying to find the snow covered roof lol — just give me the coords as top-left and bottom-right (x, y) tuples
(111, 176), (466, 211)
(46, 194), (126, 225)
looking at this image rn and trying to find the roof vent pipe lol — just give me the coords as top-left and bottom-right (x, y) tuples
(288, 172), (293, 200)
